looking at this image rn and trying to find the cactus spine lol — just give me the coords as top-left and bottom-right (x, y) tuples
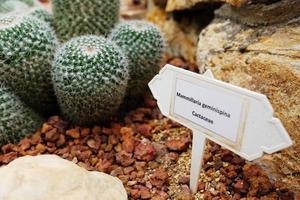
(0, 0), (53, 26)
(0, 15), (58, 115)
(52, 0), (120, 42)
(0, 87), (43, 146)
(109, 20), (165, 98)
(52, 35), (129, 125)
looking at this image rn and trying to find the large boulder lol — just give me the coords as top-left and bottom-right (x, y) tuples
(147, 0), (214, 64)
(0, 155), (127, 200)
(197, 0), (300, 194)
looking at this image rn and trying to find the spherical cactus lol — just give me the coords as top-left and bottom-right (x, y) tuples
(0, 0), (29, 13)
(0, 0), (53, 26)
(109, 20), (165, 98)
(29, 8), (53, 26)
(52, 35), (129, 126)
(0, 15), (58, 115)
(52, 0), (120, 42)
(0, 87), (43, 146)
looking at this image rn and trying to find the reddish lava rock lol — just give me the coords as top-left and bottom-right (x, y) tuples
(165, 139), (189, 152)
(66, 128), (80, 139)
(116, 150), (135, 167)
(0, 62), (296, 199)
(150, 168), (169, 188)
(136, 123), (153, 138)
(134, 142), (156, 161)
(233, 179), (250, 194)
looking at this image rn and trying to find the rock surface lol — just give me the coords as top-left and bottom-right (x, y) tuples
(147, 0), (213, 64)
(197, 1), (300, 193)
(165, 0), (245, 12)
(0, 155), (127, 200)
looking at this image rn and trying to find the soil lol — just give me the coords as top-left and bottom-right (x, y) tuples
(0, 58), (296, 199)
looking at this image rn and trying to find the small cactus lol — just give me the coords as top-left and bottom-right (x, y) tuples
(0, 15), (58, 115)
(52, 35), (129, 125)
(109, 20), (165, 98)
(52, 0), (120, 42)
(0, 0), (53, 25)
(0, 87), (43, 146)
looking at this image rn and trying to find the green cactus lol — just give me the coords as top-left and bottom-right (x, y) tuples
(109, 20), (165, 98)
(0, 0), (25, 13)
(0, 87), (43, 146)
(52, 0), (120, 42)
(30, 8), (53, 26)
(0, 15), (58, 116)
(0, 0), (53, 26)
(52, 35), (129, 125)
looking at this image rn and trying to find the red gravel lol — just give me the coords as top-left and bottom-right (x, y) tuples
(0, 58), (296, 199)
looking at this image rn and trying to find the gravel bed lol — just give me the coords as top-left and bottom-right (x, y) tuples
(0, 58), (295, 200)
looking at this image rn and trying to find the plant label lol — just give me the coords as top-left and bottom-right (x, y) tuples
(149, 64), (293, 193)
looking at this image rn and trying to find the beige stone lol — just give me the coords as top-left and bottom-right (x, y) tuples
(147, 0), (206, 63)
(197, 8), (300, 193)
(0, 155), (127, 200)
(165, 0), (245, 12)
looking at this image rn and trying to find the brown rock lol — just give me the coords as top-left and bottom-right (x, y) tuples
(120, 0), (147, 19)
(134, 142), (156, 161)
(81, 128), (90, 137)
(179, 176), (190, 185)
(56, 134), (66, 147)
(146, 1), (205, 64)
(66, 128), (80, 139)
(87, 139), (100, 150)
(19, 138), (31, 151)
(95, 159), (112, 173)
(165, 139), (189, 152)
(176, 185), (193, 200)
(110, 167), (124, 177)
(45, 128), (59, 142)
(92, 126), (101, 135)
(152, 191), (169, 200)
(216, 0), (300, 26)
(135, 161), (147, 171)
(35, 144), (46, 154)
(41, 123), (52, 134)
(233, 179), (249, 194)
(1, 144), (14, 154)
(116, 151), (135, 167)
(165, 0), (245, 12)
(0, 152), (17, 164)
(30, 133), (42, 145)
(136, 124), (153, 138)
(221, 150), (233, 162)
(248, 176), (273, 197)
(150, 168), (169, 188)
(130, 188), (141, 199)
(197, 3), (300, 192)
(140, 187), (152, 199)
(124, 166), (135, 175)
(121, 127), (135, 153)
(198, 182), (205, 191)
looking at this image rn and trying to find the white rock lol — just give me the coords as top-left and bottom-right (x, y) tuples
(0, 155), (127, 200)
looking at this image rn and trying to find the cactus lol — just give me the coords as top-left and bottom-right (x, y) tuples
(0, 87), (43, 146)
(0, 0), (53, 26)
(109, 20), (164, 98)
(0, 0), (29, 13)
(0, 15), (58, 115)
(52, 0), (120, 42)
(30, 8), (53, 26)
(52, 35), (129, 125)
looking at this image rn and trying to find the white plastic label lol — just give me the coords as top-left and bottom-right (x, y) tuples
(173, 79), (243, 144)
(149, 64), (293, 194)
